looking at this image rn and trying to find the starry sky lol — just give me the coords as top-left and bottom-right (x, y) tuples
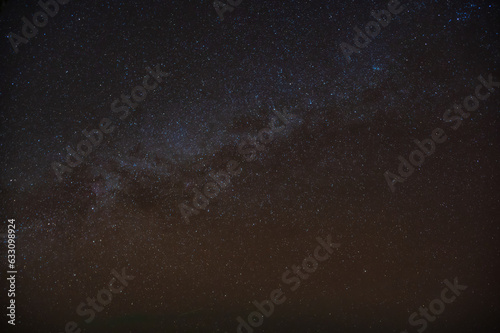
(0, 0), (499, 332)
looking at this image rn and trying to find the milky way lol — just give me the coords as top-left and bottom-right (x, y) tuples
(0, 0), (499, 332)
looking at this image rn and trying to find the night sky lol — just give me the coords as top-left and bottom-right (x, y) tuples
(0, 0), (499, 332)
